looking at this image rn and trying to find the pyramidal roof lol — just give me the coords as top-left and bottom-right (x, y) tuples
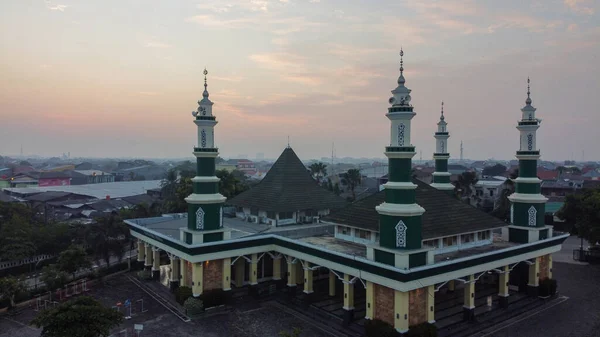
(228, 147), (347, 212)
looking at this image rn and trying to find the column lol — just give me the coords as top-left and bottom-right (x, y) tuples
(365, 281), (374, 320)
(192, 262), (203, 297)
(303, 262), (313, 294)
(249, 254), (258, 285)
(234, 257), (245, 288)
(528, 257), (540, 296)
(498, 265), (510, 308)
(463, 275), (475, 322)
(426, 285), (435, 323)
(222, 258), (231, 291)
(170, 256), (180, 291)
(137, 240), (145, 264)
(448, 280), (455, 293)
(342, 274), (355, 325)
(152, 248), (161, 280)
(180, 259), (188, 287)
(144, 243), (153, 271)
(329, 271), (336, 297)
(287, 257), (297, 288)
(394, 290), (409, 333)
(548, 255), (553, 279)
(296, 263), (304, 285)
(272, 256), (282, 280)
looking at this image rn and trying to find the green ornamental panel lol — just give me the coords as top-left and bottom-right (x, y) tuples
(518, 159), (537, 178)
(385, 188), (415, 204)
(512, 202), (545, 228)
(435, 159), (448, 173)
(374, 249), (395, 266)
(388, 158), (412, 182)
(203, 232), (224, 243)
(379, 214), (422, 250)
(187, 202), (224, 232)
(508, 227), (529, 243)
(196, 157), (216, 177)
(408, 252), (427, 268)
(433, 175), (451, 184)
(515, 182), (541, 194)
(193, 181), (219, 194)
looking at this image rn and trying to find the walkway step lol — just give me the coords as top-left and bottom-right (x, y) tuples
(126, 275), (191, 322)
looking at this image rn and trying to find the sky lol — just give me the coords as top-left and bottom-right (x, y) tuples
(0, 0), (599, 162)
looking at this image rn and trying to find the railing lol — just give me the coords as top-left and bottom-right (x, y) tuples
(573, 249), (600, 263)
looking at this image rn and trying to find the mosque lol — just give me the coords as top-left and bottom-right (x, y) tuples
(126, 51), (567, 335)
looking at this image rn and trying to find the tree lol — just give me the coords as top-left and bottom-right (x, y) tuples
(40, 265), (69, 291)
(31, 296), (123, 337)
(279, 327), (302, 337)
(32, 223), (75, 256)
(216, 169), (249, 199)
(308, 162), (328, 180)
(0, 214), (36, 261)
(0, 276), (26, 309)
(341, 169), (362, 201)
(57, 245), (91, 278)
(454, 171), (479, 204)
(482, 164), (507, 177)
(557, 189), (600, 246)
(491, 169), (519, 221)
(86, 214), (131, 268)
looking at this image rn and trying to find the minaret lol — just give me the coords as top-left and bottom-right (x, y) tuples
(375, 49), (425, 253)
(184, 69), (227, 241)
(430, 102), (454, 192)
(506, 78), (547, 243)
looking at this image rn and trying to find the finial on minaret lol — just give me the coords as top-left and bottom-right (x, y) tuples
(525, 77), (532, 106)
(203, 68), (209, 98)
(400, 48), (404, 75)
(287, 135), (290, 148)
(440, 101), (445, 120)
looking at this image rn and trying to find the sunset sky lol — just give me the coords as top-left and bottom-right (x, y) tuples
(1, 0), (599, 161)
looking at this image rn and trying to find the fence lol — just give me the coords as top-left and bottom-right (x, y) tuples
(572, 249), (600, 263)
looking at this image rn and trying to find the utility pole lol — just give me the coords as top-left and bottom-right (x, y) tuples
(460, 140), (464, 161)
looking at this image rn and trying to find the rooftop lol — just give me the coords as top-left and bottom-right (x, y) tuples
(2, 180), (161, 199)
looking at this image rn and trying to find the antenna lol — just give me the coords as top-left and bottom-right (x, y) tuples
(419, 150), (422, 163)
(460, 140), (464, 161)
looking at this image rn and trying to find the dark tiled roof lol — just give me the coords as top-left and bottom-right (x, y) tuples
(24, 191), (89, 202)
(324, 180), (508, 239)
(228, 147), (347, 212)
(0, 192), (18, 203)
(39, 171), (72, 179)
(120, 194), (156, 205)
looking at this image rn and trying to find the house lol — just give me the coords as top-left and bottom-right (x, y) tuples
(226, 159), (257, 176)
(9, 172), (40, 188)
(38, 171), (72, 187)
(71, 170), (115, 185)
(541, 179), (583, 197)
(473, 177), (507, 211)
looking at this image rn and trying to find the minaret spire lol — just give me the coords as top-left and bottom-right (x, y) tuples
(203, 68), (209, 99)
(431, 101), (453, 192)
(525, 77), (532, 106)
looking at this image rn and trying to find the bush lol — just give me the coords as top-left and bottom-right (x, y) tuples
(175, 286), (193, 305)
(137, 270), (153, 281)
(183, 297), (204, 316)
(406, 322), (438, 337)
(364, 319), (401, 337)
(200, 289), (226, 308)
(538, 278), (557, 297)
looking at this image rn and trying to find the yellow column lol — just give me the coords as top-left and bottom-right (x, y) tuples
(394, 290), (409, 333)
(548, 255), (553, 279)
(499, 265), (510, 297)
(365, 281), (374, 319)
(303, 262), (313, 294)
(296, 263), (304, 284)
(329, 271), (336, 297)
(528, 257), (540, 287)
(427, 285), (435, 323)
(152, 248), (160, 271)
(180, 259), (188, 287)
(250, 254), (258, 285)
(144, 243), (152, 268)
(287, 257), (297, 287)
(343, 274), (354, 310)
(171, 257), (180, 283)
(272, 256), (282, 280)
(448, 279), (455, 292)
(234, 257), (245, 287)
(192, 262), (203, 297)
(464, 275), (475, 309)
(222, 258), (231, 291)
(137, 240), (145, 262)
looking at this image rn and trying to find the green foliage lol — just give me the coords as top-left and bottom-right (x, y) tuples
(279, 327), (302, 337)
(57, 245), (91, 276)
(309, 162), (328, 180)
(490, 169), (519, 221)
(0, 276), (27, 309)
(0, 214), (36, 261)
(333, 183), (341, 196)
(216, 169), (250, 199)
(86, 214), (131, 268)
(183, 296), (204, 316)
(175, 286), (193, 305)
(40, 265), (69, 291)
(31, 296), (123, 337)
(137, 269), (153, 281)
(454, 171), (479, 203)
(406, 322), (438, 337)
(557, 188), (600, 244)
(538, 278), (558, 297)
(364, 319), (401, 337)
(32, 223), (74, 256)
(341, 169), (362, 201)
(200, 289), (226, 308)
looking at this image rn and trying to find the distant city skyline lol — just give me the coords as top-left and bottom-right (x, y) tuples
(1, 1), (599, 161)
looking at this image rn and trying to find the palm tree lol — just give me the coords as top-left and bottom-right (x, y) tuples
(309, 162), (328, 181)
(341, 169), (362, 201)
(491, 169), (519, 221)
(454, 171), (479, 204)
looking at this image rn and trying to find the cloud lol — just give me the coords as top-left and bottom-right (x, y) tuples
(567, 23), (579, 32)
(212, 75), (245, 83)
(564, 0), (595, 15)
(45, 0), (68, 11)
(487, 14), (562, 33)
(137, 92), (161, 96)
(144, 41), (172, 49)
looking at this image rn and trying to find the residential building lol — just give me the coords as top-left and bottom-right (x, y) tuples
(38, 171), (71, 187)
(71, 170), (115, 185)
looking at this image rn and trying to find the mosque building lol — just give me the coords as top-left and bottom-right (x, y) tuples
(126, 52), (567, 335)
